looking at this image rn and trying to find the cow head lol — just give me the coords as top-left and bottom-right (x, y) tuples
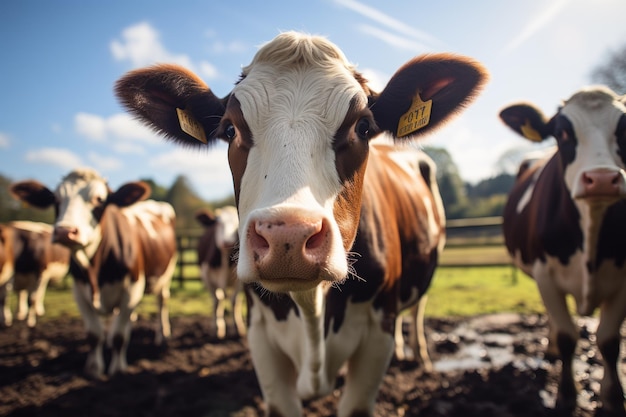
(10, 168), (150, 253)
(500, 85), (626, 202)
(196, 205), (239, 251)
(116, 31), (487, 293)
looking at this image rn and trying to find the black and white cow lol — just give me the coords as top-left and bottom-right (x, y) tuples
(500, 85), (626, 414)
(0, 221), (70, 327)
(116, 32), (487, 416)
(195, 205), (245, 338)
(11, 168), (177, 377)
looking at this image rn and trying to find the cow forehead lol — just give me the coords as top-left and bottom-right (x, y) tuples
(55, 169), (108, 201)
(560, 87), (625, 138)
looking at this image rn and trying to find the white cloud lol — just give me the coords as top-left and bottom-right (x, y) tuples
(75, 112), (106, 141)
(110, 22), (219, 80)
(360, 67), (388, 92)
(87, 152), (123, 171)
(502, 0), (570, 53)
(150, 145), (233, 198)
(25, 148), (83, 170)
(334, 0), (443, 48)
(0, 132), (10, 148)
(74, 112), (160, 149)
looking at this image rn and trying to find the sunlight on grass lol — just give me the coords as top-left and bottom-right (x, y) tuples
(24, 265), (551, 324)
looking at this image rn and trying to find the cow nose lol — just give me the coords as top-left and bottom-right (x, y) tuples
(580, 169), (624, 197)
(247, 215), (330, 283)
(53, 225), (80, 246)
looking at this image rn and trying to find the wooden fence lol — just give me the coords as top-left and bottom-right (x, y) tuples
(175, 216), (514, 287)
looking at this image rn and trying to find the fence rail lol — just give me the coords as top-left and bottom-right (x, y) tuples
(175, 216), (513, 287)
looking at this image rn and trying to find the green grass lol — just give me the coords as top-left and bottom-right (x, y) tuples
(24, 265), (547, 323)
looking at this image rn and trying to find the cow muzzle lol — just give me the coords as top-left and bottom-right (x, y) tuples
(573, 168), (626, 200)
(242, 210), (341, 292)
(53, 225), (82, 248)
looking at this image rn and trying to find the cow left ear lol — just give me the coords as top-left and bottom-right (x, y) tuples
(108, 181), (151, 207)
(370, 53), (488, 140)
(499, 104), (551, 142)
(10, 180), (57, 209)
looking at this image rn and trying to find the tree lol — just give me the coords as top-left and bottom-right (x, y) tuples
(139, 178), (168, 201)
(166, 175), (208, 231)
(422, 146), (468, 218)
(591, 43), (626, 94)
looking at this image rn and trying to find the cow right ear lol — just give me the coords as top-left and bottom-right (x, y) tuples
(108, 181), (151, 207)
(10, 181), (56, 209)
(115, 64), (228, 148)
(499, 104), (551, 142)
(195, 209), (217, 227)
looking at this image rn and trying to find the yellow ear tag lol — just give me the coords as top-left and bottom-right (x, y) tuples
(176, 108), (207, 144)
(520, 119), (543, 142)
(397, 93), (432, 138)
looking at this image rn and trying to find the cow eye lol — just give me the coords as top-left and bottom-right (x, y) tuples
(355, 118), (370, 140)
(224, 123), (236, 141)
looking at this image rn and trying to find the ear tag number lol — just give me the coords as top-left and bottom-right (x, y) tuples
(397, 93), (432, 138)
(176, 108), (207, 144)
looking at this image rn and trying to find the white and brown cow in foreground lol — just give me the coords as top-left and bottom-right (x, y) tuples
(0, 221), (70, 327)
(500, 86), (626, 415)
(195, 205), (245, 339)
(116, 32), (487, 417)
(10, 168), (177, 377)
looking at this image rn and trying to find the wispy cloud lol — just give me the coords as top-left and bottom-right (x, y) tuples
(25, 148), (83, 170)
(333, 0), (442, 50)
(110, 22), (219, 80)
(0, 132), (10, 148)
(87, 152), (123, 171)
(502, 0), (570, 53)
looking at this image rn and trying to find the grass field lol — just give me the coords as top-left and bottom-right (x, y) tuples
(23, 264), (546, 323)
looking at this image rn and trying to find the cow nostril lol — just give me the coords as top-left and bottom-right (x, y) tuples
(250, 224), (270, 250)
(305, 221), (326, 250)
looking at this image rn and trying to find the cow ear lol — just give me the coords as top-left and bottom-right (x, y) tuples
(370, 53), (488, 140)
(115, 64), (228, 148)
(10, 181), (56, 209)
(195, 209), (217, 227)
(108, 181), (151, 207)
(499, 104), (550, 142)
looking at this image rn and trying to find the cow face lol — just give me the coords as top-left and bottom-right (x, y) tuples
(196, 206), (239, 250)
(500, 86), (626, 202)
(11, 168), (150, 252)
(116, 31), (488, 293)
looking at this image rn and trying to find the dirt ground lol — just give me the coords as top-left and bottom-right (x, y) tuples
(0, 312), (622, 417)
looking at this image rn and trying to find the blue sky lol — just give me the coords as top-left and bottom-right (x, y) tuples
(1, 0), (625, 201)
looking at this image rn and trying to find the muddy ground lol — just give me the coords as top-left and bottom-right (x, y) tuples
(0, 313), (622, 417)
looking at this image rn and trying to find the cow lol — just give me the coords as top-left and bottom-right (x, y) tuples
(195, 205), (245, 339)
(0, 221), (70, 327)
(10, 168), (177, 378)
(500, 85), (626, 415)
(115, 31), (487, 417)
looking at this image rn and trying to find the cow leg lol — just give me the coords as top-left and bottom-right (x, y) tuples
(409, 296), (432, 371)
(34, 272), (52, 317)
(536, 275), (579, 412)
(214, 287), (227, 339)
(0, 281), (12, 327)
(597, 296), (626, 415)
(73, 282), (106, 377)
(232, 285), (246, 337)
(108, 309), (133, 375)
(155, 284), (171, 345)
(16, 289), (28, 321)
(339, 321), (394, 417)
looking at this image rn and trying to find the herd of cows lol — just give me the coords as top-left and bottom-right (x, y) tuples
(1, 31), (626, 417)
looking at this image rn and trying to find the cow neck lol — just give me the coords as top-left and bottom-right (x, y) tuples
(290, 286), (328, 393)
(73, 225), (103, 309)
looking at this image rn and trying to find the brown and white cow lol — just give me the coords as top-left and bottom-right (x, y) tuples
(195, 205), (245, 339)
(116, 32), (487, 416)
(10, 168), (177, 377)
(500, 85), (626, 414)
(0, 221), (70, 327)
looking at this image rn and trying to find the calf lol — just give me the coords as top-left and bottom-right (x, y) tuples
(10, 168), (177, 377)
(195, 205), (245, 338)
(116, 32), (487, 416)
(0, 221), (70, 327)
(500, 85), (626, 414)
